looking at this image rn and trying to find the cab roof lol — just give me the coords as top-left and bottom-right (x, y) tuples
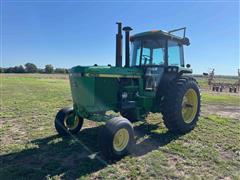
(130, 30), (190, 46)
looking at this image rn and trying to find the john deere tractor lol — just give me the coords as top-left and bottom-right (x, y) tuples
(55, 23), (201, 159)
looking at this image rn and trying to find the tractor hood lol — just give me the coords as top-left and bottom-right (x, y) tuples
(68, 65), (143, 115)
(69, 66), (143, 78)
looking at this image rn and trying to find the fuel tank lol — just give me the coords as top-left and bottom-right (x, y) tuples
(69, 66), (142, 116)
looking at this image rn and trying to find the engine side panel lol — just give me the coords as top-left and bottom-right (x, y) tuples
(94, 77), (119, 111)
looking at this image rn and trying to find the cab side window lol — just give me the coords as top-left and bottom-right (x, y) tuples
(168, 40), (184, 66)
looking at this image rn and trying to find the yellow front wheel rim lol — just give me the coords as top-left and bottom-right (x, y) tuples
(64, 115), (80, 130)
(113, 128), (129, 152)
(182, 89), (198, 123)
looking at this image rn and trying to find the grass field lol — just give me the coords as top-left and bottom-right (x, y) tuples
(0, 74), (240, 179)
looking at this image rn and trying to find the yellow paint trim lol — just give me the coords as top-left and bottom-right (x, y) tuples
(85, 73), (140, 78)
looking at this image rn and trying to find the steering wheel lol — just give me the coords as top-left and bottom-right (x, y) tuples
(142, 55), (151, 65)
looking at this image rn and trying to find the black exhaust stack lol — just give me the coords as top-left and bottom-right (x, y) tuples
(123, 26), (133, 67)
(116, 22), (122, 67)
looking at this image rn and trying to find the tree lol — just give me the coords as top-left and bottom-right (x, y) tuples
(5, 67), (14, 73)
(0, 67), (4, 73)
(19, 65), (25, 73)
(3, 65), (25, 73)
(14, 65), (25, 73)
(25, 63), (37, 73)
(45, 64), (54, 74)
(38, 68), (45, 73)
(54, 68), (67, 74)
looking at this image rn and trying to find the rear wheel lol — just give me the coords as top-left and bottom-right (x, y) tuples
(162, 77), (201, 134)
(55, 107), (84, 136)
(99, 117), (134, 160)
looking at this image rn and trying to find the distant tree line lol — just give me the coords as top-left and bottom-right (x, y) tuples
(0, 63), (68, 74)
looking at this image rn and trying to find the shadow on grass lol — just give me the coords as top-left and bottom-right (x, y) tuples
(133, 123), (182, 156)
(0, 123), (182, 179)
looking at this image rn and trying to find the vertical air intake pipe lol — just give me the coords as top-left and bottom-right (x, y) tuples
(123, 26), (133, 67)
(116, 22), (122, 67)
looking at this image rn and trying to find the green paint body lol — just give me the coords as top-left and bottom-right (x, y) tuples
(69, 65), (191, 121)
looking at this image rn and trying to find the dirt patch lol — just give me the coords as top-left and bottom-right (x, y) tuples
(167, 154), (185, 176)
(202, 104), (240, 120)
(0, 118), (29, 151)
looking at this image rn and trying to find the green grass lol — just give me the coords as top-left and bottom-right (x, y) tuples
(202, 92), (240, 106)
(1, 74), (240, 179)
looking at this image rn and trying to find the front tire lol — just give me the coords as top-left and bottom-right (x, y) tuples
(162, 76), (201, 134)
(99, 117), (135, 160)
(55, 107), (84, 136)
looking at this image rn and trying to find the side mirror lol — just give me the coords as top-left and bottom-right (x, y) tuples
(186, 64), (191, 68)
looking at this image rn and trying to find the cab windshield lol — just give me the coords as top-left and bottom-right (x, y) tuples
(131, 39), (165, 66)
(131, 39), (184, 67)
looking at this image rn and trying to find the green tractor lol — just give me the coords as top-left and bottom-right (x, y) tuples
(55, 22), (201, 159)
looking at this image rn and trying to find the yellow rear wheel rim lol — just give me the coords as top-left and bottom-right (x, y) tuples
(182, 88), (198, 123)
(113, 128), (129, 152)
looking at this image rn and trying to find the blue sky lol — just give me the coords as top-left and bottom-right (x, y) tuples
(1, 1), (239, 75)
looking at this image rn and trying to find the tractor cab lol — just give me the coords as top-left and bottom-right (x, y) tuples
(130, 30), (190, 67)
(129, 29), (191, 91)
(115, 23), (192, 92)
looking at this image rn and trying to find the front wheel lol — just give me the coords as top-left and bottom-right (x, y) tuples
(99, 117), (135, 160)
(162, 77), (201, 134)
(55, 107), (84, 136)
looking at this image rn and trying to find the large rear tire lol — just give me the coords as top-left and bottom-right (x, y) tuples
(55, 107), (84, 136)
(162, 76), (201, 134)
(120, 110), (138, 122)
(99, 117), (135, 160)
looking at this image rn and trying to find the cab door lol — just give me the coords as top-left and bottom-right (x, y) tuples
(142, 46), (165, 91)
